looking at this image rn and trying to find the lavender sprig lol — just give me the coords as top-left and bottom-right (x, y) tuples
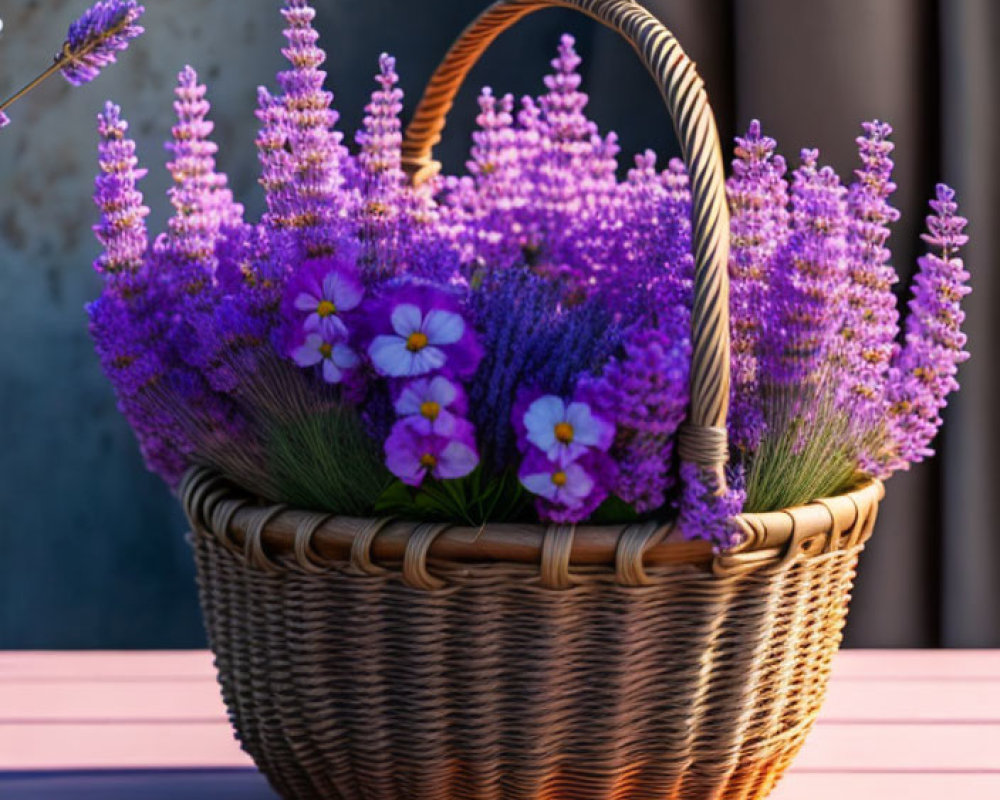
(61, 0), (145, 86)
(0, 1), (144, 128)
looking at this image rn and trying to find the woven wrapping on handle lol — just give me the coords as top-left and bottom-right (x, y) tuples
(402, 0), (732, 488)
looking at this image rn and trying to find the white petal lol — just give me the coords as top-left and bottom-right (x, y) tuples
(422, 309), (465, 345)
(291, 336), (323, 367)
(321, 358), (344, 384)
(521, 471), (559, 500)
(294, 292), (320, 311)
(565, 402), (612, 448)
(562, 462), (595, 503)
(325, 272), (364, 311)
(369, 335), (413, 377)
(395, 381), (428, 416)
(331, 343), (360, 369)
(390, 303), (423, 337)
(427, 375), (458, 407)
(524, 395), (565, 453)
(409, 346), (447, 375)
(437, 440), (479, 480)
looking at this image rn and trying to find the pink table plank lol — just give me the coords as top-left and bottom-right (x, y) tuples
(771, 772), (1000, 800)
(822, 677), (1000, 721)
(0, 723), (248, 770)
(0, 651), (213, 681)
(0, 679), (223, 722)
(828, 649), (1000, 679)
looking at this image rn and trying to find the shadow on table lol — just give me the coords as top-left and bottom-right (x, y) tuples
(0, 768), (278, 799)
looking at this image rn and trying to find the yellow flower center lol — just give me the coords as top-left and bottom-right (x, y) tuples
(420, 452), (437, 469)
(318, 342), (333, 359)
(551, 471), (568, 487)
(407, 331), (429, 352)
(420, 401), (441, 420)
(317, 300), (337, 317)
(554, 422), (574, 444)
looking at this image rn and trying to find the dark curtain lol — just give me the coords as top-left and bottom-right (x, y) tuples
(318, 0), (999, 647)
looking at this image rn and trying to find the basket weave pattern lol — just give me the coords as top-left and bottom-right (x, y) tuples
(185, 471), (880, 800)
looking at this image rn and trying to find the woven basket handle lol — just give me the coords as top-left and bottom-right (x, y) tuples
(402, 0), (732, 487)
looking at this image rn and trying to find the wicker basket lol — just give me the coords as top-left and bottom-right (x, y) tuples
(180, 1), (886, 798)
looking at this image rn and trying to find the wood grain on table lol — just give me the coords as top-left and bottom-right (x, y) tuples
(0, 650), (998, 799)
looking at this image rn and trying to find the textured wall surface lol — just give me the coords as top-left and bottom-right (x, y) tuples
(0, 1), (285, 647)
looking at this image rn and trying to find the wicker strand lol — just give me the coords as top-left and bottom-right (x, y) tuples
(614, 521), (667, 586)
(540, 524), (577, 589)
(243, 505), (288, 573)
(402, 522), (453, 590)
(350, 517), (395, 576)
(292, 514), (334, 574)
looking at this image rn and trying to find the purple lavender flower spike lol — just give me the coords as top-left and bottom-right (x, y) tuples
(384, 417), (479, 486)
(677, 463), (747, 547)
(727, 120), (789, 451)
(93, 102), (149, 276)
(61, 0), (145, 87)
(585, 320), (691, 513)
(761, 148), (849, 387)
(356, 53), (405, 189)
(882, 184), (970, 473)
(834, 121), (901, 459)
(270, 0), (351, 253)
(161, 66), (245, 267)
(395, 376), (467, 437)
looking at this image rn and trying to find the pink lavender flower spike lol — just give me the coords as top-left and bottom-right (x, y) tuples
(61, 0), (145, 87)
(395, 376), (467, 437)
(385, 418), (479, 486)
(161, 66), (245, 267)
(92, 102), (149, 276)
(366, 284), (483, 378)
(882, 184), (970, 473)
(0, 111), (10, 129)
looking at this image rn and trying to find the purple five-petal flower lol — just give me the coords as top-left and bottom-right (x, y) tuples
(384, 418), (479, 486)
(395, 375), (466, 436)
(292, 333), (360, 384)
(518, 449), (595, 509)
(293, 266), (365, 339)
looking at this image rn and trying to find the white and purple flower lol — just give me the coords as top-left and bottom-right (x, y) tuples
(365, 285), (483, 378)
(384, 418), (480, 487)
(287, 258), (365, 339)
(395, 375), (466, 436)
(518, 450), (595, 509)
(291, 332), (360, 384)
(521, 394), (615, 464)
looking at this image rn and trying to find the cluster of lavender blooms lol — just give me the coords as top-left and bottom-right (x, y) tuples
(86, 1), (969, 544)
(0, 0), (144, 129)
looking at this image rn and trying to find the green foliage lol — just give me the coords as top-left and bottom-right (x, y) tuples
(267, 406), (392, 515)
(744, 384), (865, 513)
(374, 466), (531, 526)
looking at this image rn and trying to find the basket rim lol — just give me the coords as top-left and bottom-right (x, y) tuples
(180, 467), (884, 580)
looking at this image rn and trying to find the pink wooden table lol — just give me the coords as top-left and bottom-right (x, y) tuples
(1, 650), (998, 798)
